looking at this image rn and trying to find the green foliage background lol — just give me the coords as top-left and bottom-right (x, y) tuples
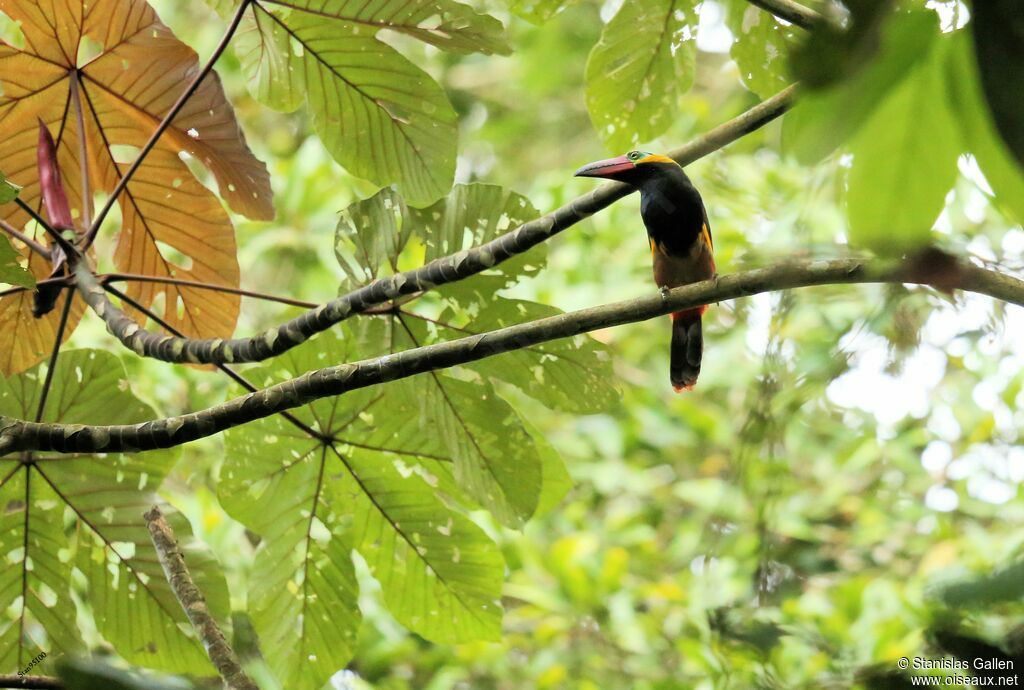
(2, 0), (1023, 688)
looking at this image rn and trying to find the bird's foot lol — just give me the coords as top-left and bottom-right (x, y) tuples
(659, 286), (671, 303)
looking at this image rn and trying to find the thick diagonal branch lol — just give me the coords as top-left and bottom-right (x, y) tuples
(6, 257), (1023, 455)
(74, 85), (797, 365)
(144, 506), (258, 690)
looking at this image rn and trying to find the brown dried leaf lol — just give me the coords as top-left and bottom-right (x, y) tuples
(0, 0), (272, 373)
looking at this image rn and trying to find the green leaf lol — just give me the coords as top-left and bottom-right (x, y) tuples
(944, 30), (1024, 226)
(0, 350), (226, 675)
(0, 233), (33, 288)
(272, 0), (512, 55)
(509, 0), (574, 24)
(460, 298), (617, 413)
(845, 37), (959, 255)
(968, 0), (1024, 169)
(782, 11), (938, 164)
(0, 172), (19, 204)
(238, 5), (458, 205)
(335, 188), (414, 291)
(334, 183), (545, 294)
(397, 372), (542, 527)
(220, 328), (505, 689)
(585, 0), (698, 151)
(724, 0), (793, 98)
(416, 183), (545, 290)
(933, 560), (1024, 608)
(789, 0), (894, 89)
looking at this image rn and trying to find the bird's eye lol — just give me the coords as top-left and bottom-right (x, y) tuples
(628, 151), (640, 161)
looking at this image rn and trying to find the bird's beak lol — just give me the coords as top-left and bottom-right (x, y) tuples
(574, 154), (634, 179)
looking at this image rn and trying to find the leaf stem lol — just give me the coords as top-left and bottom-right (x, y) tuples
(81, 0), (253, 251)
(101, 272), (319, 308)
(68, 72), (92, 230)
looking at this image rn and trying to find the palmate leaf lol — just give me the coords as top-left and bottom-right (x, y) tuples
(0, 349), (228, 675)
(584, 0), (699, 151)
(0, 0), (272, 373)
(234, 0), (509, 205)
(220, 327), (504, 690)
(845, 34), (959, 255)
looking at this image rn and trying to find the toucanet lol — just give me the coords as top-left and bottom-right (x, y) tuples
(575, 151), (715, 391)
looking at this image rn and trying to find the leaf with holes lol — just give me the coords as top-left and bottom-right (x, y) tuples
(725, 0), (793, 98)
(391, 315), (543, 526)
(0, 349), (229, 675)
(220, 327), (504, 690)
(0, 0), (272, 373)
(585, 0), (699, 151)
(236, 3), (459, 205)
(334, 183), (545, 298)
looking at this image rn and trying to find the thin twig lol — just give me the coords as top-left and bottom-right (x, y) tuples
(6, 256), (1024, 455)
(73, 85), (798, 365)
(34, 292), (75, 424)
(144, 506), (259, 690)
(0, 219), (48, 256)
(744, 0), (824, 30)
(82, 0), (253, 251)
(102, 272), (319, 309)
(0, 220), (50, 258)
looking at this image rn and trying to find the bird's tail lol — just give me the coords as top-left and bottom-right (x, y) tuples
(670, 308), (704, 392)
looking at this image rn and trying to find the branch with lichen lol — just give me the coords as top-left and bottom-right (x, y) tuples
(72, 85), (798, 365)
(144, 506), (258, 690)
(6, 256), (1022, 456)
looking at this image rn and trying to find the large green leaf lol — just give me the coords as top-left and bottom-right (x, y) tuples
(220, 328), (505, 690)
(237, 5), (457, 205)
(585, 0), (699, 151)
(725, 0), (793, 98)
(845, 37), (959, 255)
(944, 31), (1024, 226)
(782, 11), (938, 164)
(0, 350), (227, 675)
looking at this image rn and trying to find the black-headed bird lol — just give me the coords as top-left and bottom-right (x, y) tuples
(575, 150), (715, 391)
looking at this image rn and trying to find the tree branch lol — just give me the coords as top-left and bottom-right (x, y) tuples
(73, 85), (798, 365)
(6, 256), (1022, 455)
(144, 506), (258, 690)
(744, 0), (824, 30)
(81, 0), (253, 251)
